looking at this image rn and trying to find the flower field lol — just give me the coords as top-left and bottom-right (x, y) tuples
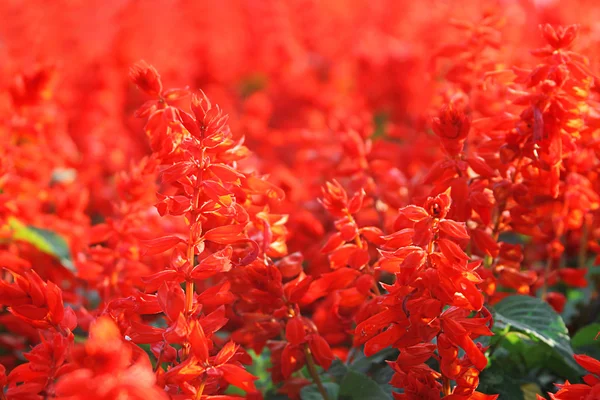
(3, 1), (600, 399)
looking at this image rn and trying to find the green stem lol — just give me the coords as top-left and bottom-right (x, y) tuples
(442, 376), (451, 396)
(303, 344), (330, 400)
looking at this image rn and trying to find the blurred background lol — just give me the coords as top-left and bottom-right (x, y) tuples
(2, 0), (600, 253)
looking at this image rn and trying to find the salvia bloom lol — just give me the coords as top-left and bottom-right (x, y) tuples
(355, 190), (496, 399)
(539, 354), (600, 400)
(2, 3), (600, 400)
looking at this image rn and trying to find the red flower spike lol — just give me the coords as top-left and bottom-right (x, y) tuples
(541, 24), (579, 50)
(544, 354), (600, 399)
(55, 316), (167, 399)
(130, 60), (163, 97)
(431, 104), (471, 157)
(6, 12), (600, 400)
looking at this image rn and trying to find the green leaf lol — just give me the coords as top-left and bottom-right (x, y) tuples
(561, 272), (594, 325)
(226, 348), (272, 396)
(339, 369), (392, 400)
(74, 335), (87, 344)
(265, 390), (290, 400)
(521, 383), (543, 400)
(328, 359), (350, 381)
(224, 386), (246, 395)
(349, 347), (398, 373)
(300, 382), (340, 400)
(371, 364), (394, 385)
(7, 217), (75, 272)
(492, 295), (581, 375)
(372, 112), (389, 141)
(572, 323), (600, 349)
(501, 332), (548, 369)
(239, 74), (268, 98)
(247, 348), (274, 392)
(478, 369), (525, 400)
(571, 323), (600, 359)
(480, 333), (535, 399)
(370, 365), (396, 398)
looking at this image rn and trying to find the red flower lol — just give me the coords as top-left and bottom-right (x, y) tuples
(432, 104), (471, 157)
(541, 24), (579, 51)
(55, 316), (167, 400)
(544, 354), (600, 399)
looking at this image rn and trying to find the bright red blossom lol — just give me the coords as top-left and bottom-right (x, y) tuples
(1, 4), (600, 400)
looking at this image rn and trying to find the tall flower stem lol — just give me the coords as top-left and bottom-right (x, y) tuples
(183, 183), (202, 359)
(443, 376), (451, 395)
(195, 376), (207, 400)
(303, 344), (330, 400)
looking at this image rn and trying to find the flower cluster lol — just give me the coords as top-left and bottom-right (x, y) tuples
(3, 1), (600, 400)
(540, 354), (600, 399)
(355, 190), (495, 399)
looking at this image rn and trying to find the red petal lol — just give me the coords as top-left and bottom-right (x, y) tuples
(130, 60), (163, 96)
(471, 229), (500, 258)
(11, 304), (48, 320)
(203, 225), (246, 244)
(439, 220), (470, 240)
(285, 317), (306, 346)
(163, 87), (190, 101)
(321, 232), (345, 253)
(189, 322), (209, 363)
(364, 324), (405, 357)
(437, 238), (470, 263)
(45, 281), (64, 325)
(218, 363), (257, 392)
(466, 156), (496, 178)
(214, 341), (239, 366)
(142, 236), (184, 256)
(281, 344), (305, 378)
(160, 161), (195, 184)
(208, 163), (245, 183)
(558, 268), (588, 288)
(203, 180), (234, 207)
(191, 247), (233, 280)
(157, 282), (185, 322)
(88, 223), (113, 244)
(245, 175), (285, 201)
(142, 270), (185, 292)
(575, 354), (600, 375)
(308, 335), (334, 370)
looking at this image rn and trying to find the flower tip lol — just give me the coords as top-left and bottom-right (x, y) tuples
(130, 60), (163, 96)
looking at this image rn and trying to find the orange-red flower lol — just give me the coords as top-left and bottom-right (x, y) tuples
(542, 354), (600, 400)
(3, 4), (600, 400)
(432, 104), (471, 157)
(55, 316), (168, 400)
